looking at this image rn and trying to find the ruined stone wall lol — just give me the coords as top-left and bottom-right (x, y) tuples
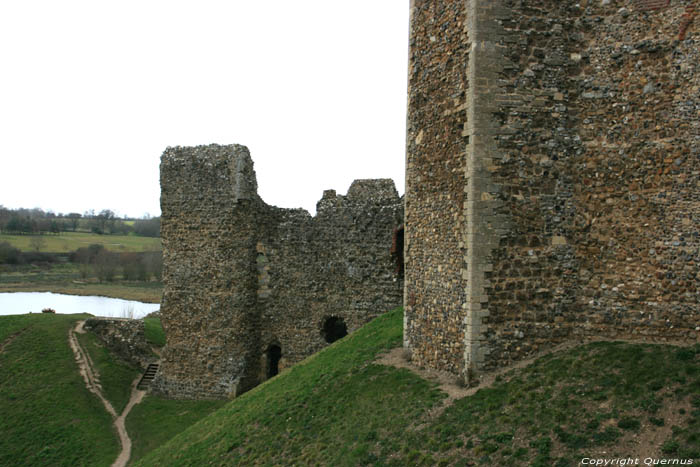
(83, 318), (155, 369)
(152, 144), (403, 399)
(405, 0), (699, 383)
(255, 181), (403, 378)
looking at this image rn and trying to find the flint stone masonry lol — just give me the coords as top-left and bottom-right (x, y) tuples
(83, 318), (155, 369)
(152, 144), (403, 399)
(405, 0), (699, 384)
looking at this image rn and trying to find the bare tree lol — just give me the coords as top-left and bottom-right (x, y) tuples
(67, 213), (81, 231)
(29, 236), (46, 252)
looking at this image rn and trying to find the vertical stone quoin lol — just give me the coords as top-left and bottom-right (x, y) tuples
(405, 0), (699, 383)
(462, 0), (513, 380)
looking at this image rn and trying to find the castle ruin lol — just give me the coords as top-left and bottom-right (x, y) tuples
(152, 0), (698, 399)
(152, 145), (403, 398)
(404, 0), (699, 383)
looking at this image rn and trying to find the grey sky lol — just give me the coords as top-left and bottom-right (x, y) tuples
(0, 1), (409, 218)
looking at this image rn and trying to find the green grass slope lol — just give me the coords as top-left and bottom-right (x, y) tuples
(76, 331), (141, 413)
(137, 308), (700, 466)
(127, 397), (227, 463)
(144, 316), (166, 348)
(0, 314), (119, 466)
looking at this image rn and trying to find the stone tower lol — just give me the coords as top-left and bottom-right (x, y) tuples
(404, 0), (699, 383)
(153, 144), (404, 399)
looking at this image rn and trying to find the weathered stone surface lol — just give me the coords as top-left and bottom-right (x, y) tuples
(405, 0), (699, 384)
(152, 144), (403, 399)
(83, 318), (155, 369)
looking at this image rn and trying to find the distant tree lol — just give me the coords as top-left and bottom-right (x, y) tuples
(0, 242), (21, 264)
(86, 209), (118, 234)
(67, 213), (82, 231)
(5, 216), (22, 233)
(71, 243), (106, 265)
(143, 251), (163, 281)
(35, 218), (52, 233)
(111, 219), (133, 235)
(121, 253), (147, 281)
(6, 215), (33, 234)
(99, 209), (117, 234)
(133, 217), (160, 237)
(29, 236), (46, 252)
(84, 210), (102, 234)
(94, 250), (118, 282)
(0, 206), (11, 232)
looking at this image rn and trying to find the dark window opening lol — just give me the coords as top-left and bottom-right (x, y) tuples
(322, 317), (348, 344)
(267, 344), (281, 378)
(391, 225), (404, 278)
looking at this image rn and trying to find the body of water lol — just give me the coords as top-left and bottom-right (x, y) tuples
(0, 292), (160, 319)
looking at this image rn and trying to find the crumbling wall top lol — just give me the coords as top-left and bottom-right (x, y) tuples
(161, 144), (259, 205)
(316, 179), (400, 213)
(347, 179), (399, 203)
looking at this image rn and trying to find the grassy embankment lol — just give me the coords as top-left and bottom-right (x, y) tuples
(2, 309), (698, 466)
(73, 313), (226, 464)
(127, 315), (227, 462)
(144, 316), (167, 347)
(0, 313), (118, 466)
(75, 330), (142, 413)
(136, 308), (700, 466)
(0, 313), (223, 466)
(0, 232), (162, 302)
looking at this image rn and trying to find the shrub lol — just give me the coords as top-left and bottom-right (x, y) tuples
(0, 242), (21, 264)
(94, 250), (118, 282)
(618, 417), (641, 431)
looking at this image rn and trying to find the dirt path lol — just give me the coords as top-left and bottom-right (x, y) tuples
(376, 339), (695, 456)
(69, 320), (146, 467)
(0, 327), (29, 355)
(375, 340), (586, 422)
(112, 377), (147, 467)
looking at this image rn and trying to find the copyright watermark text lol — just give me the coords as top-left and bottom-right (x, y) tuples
(581, 458), (694, 466)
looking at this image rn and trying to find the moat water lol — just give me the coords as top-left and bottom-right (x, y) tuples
(0, 292), (159, 319)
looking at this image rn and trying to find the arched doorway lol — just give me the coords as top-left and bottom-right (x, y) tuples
(322, 316), (348, 343)
(266, 344), (281, 378)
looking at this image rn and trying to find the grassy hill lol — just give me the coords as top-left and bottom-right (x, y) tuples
(0, 313), (119, 466)
(1, 310), (698, 466)
(0, 313), (217, 466)
(135, 308), (699, 466)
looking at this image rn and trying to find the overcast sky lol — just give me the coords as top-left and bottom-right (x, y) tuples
(0, 1), (409, 218)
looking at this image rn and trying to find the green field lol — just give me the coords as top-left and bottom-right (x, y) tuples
(0, 231), (161, 253)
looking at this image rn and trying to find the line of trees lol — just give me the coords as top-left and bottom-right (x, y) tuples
(72, 244), (163, 282)
(0, 206), (160, 237)
(0, 241), (163, 283)
(0, 242), (54, 265)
